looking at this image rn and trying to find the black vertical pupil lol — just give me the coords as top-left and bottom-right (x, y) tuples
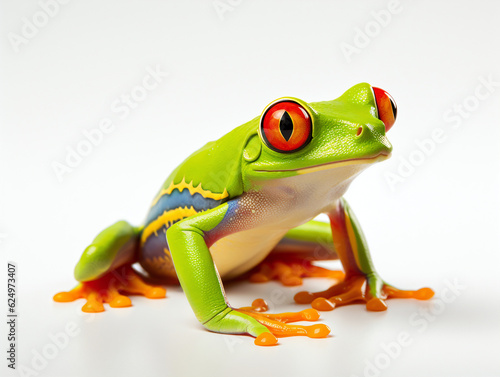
(279, 111), (294, 141)
(390, 99), (397, 120)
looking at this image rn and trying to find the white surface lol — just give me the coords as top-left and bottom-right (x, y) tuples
(1, 1), (499, 376)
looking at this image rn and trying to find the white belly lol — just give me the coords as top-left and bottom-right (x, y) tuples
(210, 162), (368, 279)
(210, 227), (287, 279)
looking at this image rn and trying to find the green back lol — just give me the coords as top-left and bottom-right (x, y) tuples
(161, 117), (259, 199)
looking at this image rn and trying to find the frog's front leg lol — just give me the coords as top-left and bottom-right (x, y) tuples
(167, 200), (330, 346)
(295, 198), (434, 311)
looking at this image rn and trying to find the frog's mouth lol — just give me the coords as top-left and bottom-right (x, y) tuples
(257, 152), (391, 175)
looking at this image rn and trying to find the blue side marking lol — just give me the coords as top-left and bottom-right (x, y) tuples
(141, 225), (169, 259)
(204, 198), (240, 241)
(145, 189), (222, 226)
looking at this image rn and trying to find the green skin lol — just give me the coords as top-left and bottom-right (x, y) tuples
(73, 83), (395, 339)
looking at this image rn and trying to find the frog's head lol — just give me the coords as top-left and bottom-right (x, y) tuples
(243, 83), (396, 181)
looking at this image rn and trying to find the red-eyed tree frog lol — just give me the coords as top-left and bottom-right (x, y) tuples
(54, 83), (434, 346)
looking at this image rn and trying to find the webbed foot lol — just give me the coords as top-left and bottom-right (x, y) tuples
(249, 258), (344, 286)
(53, 265), (166, 312)
(294, 274), (434, 311)
(235, 299), (330, 346)
(204, 298), (330, 346)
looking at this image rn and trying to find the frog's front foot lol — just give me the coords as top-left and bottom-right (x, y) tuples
(294, 273), (434, 312)
(53, 265), (166, 312)
(206, 299), (330, 346)
(249, 258), (344, 286)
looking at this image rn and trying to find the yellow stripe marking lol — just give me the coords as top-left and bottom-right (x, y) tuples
(141, 206), (199, 243)
(163, 247), (172, 258)
(150, 178), (229, 207)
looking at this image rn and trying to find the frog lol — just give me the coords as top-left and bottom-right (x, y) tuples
(54, 83), (434, 346)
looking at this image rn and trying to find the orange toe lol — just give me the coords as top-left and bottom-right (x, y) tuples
(281, 275), (303, 286)
(294, 291), (316, 304)
(415, 288), (435, 300)
(54, 265), (167, 312)
(295, 275), (433, 312)
(82, 300), (104, 313)
(255, 332), (278, 346)
(311, 297), (336, 311)
(145, 287), (167, 299)
(249, 272), (270, 283)
(53, 290), (80, 302)
(384, 285), (435, 300)
(366, 297), (388, 311)
(109, 295), (132, 308)
(302, 308), (320, 321)
(238, 298), (329, 343)
(250, 257), (343, 287)
(251, 298), (269, 312)
(306, 324), (331, 338)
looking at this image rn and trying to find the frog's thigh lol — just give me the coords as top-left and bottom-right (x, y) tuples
(139, 230), (178, 280)
(272, 220), (337, 261)
(74, 221), (141, 282)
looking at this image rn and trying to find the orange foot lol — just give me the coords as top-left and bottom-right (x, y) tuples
(294, 275), (434, 312)
(236, 299), (331, 346)
(249, 258), (345, 286)
(53, 265), (166, 312)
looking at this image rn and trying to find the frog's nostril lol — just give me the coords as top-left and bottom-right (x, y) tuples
(356, 127), (363, 137)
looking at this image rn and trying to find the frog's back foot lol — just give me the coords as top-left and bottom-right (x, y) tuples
(249, 256), (344, 287)
(53, 264), (166, 312)
(54, 220), (166, 312)
(249, 220), (343, 286)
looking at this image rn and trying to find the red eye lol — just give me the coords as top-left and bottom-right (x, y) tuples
(260, 100), (313, 153)
(373, 87), (397, 132)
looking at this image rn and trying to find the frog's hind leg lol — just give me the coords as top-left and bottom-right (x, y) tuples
(249, 220), (344, 286)
(53, 221), (166, 312)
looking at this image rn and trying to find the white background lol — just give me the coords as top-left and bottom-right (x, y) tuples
(1, 1), (499, 376)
